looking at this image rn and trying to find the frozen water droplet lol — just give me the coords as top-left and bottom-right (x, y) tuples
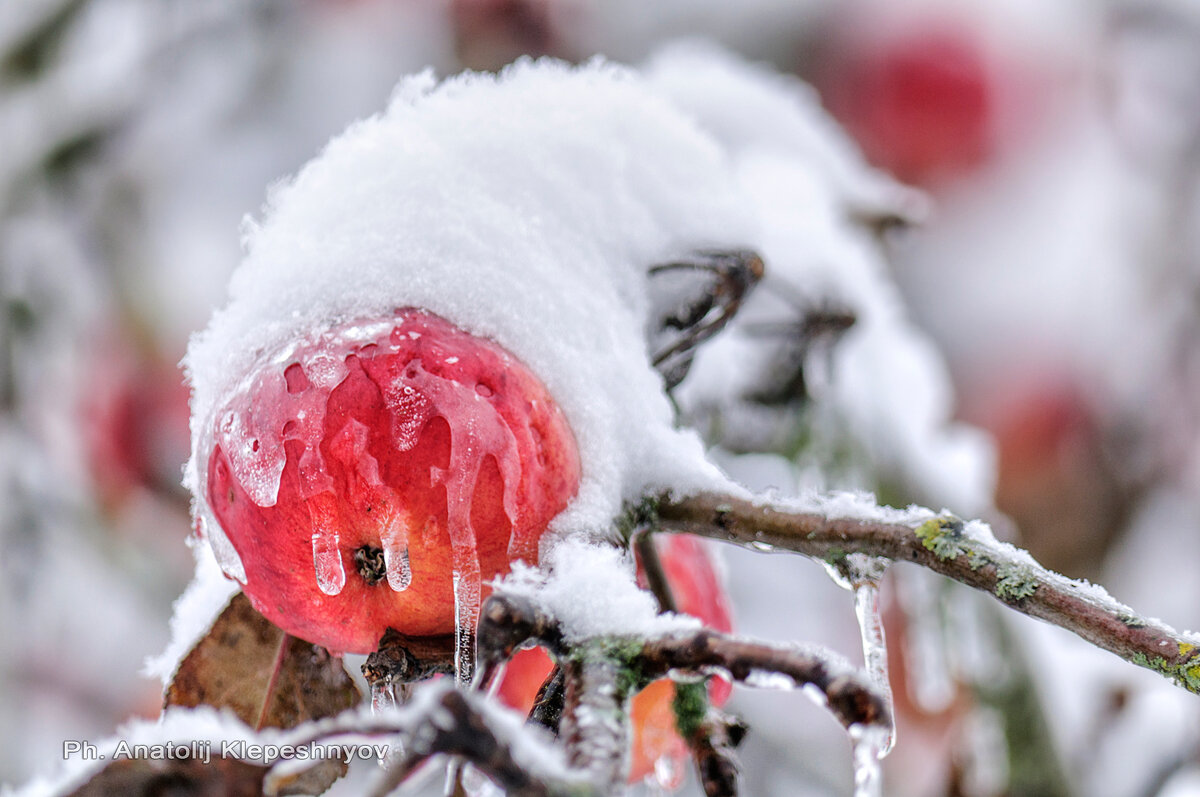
(313, 532), (346, 596)
(310, 493), (346, 596)
(383, 537), (412, 592)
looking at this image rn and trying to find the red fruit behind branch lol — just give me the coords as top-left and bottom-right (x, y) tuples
(496, 534), (733, 788)
(202, 309), (581, 654)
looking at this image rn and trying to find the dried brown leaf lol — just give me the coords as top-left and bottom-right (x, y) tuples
(164, 592), (362, 794)
(66, 755), (267, 797)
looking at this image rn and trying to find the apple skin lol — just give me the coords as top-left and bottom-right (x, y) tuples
(204, 309), (581, 654)
(495, 534), (733, 786)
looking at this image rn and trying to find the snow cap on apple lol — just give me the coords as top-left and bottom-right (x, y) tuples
(183, 43), (981, 657)
(185, 50), (762, 654)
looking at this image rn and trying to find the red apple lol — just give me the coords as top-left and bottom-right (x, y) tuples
(816, 20), (995, 187)
(202, 308), (581, 654)
(83, 332), (191, 508)
(495, 534), (733, 787)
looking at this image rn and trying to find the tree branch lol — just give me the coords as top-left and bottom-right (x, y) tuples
(685, 709), (747, 797)
(276, 683), (592, 797)
(637, 630), (889, 732)
(477, 593), (890, 732)
(655, 491), (1200, 695)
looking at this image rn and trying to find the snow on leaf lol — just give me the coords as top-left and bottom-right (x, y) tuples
(64, 756), (268, 797)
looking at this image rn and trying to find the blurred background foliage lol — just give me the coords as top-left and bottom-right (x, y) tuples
(3, 1), (1200, 795)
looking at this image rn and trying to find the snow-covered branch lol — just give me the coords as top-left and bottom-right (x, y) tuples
(655, 492), (1200, 695)
(274, 682), (590, 797)
(478, 593), (890, 731)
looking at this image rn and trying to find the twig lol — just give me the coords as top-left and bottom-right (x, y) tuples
(655, 492), (1200, 695)
(686, 709), (747, 797)
(477, 594), (890, 732)
(560, 650), (632, 788)
(274, 682), (592, 797)
(648, 249), (765, 389)
(361, 628), (456, 696)
(637, 630), (889, 732)
(529, 665), (566, 733)
(635, 529), (750, 797)
(633, 530), (678, 613)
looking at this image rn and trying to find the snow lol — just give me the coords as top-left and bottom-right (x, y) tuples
(184, 53), (773, 587)
(4, 706), (258, 797)
(185, 42), (996, 607)
(652, 44), (996, 515)
(142, 541), (238, 687)
(772, 489), (938, 527)
(495, 538), (700, 644)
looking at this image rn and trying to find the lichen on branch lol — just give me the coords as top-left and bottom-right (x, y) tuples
(653, 491), (1200, 695)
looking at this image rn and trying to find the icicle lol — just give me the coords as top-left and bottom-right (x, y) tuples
(370, 680), (406, 765)
(485, 661), (509, 697)
(853, 580), (895, 755)
(370, 680), (397, 713)
(309, 492), (346, 596)
(313, 531), (345, 596)
(850, 724), (887, 797)
(824, 554), (895, 755)
(380, 509), (413, 592)
(452, 551), (482, 687)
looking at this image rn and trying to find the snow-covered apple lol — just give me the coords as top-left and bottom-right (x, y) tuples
(203, 308), (581, 654)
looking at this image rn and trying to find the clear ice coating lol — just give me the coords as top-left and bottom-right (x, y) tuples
(851, 724), (888, 797)
(853, 580), (895, 755)
(310, 493), (347, 596)
(382, 352), (528, 687)
(382, 530), (413, 592)
(370, 680), (397, 713)
(328, 418), (413, 594)
(452, 565), (481, 688)
(825, 554), (896, 755)
(213, 337), (350, 510)
(195, 512), (246, 584)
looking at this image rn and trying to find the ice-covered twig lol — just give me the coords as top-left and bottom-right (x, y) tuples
(685, 709), (747, 797)
(560, 647), (633, 787)
(276, 682), (589, 797)
(655, 492), (1200, 695)
(477, 594), (891, 734)
(637, 630), (890, 732)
